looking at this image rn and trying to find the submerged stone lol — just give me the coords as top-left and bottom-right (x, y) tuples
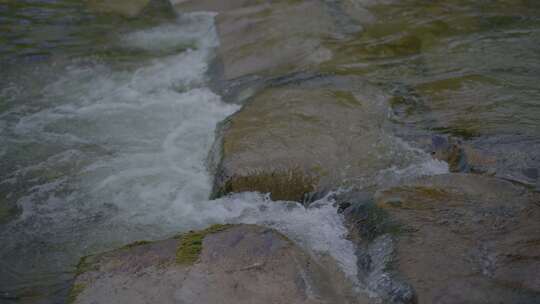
(69, 224), (364, 304)
(215, 1), (336, 81)
(175, 0), (336, 81)
(336, 191), (416, 304)
(172, 0), (266, 13)
(174, 224), (233, 265)
(87, 0), (175, 19)
(87, 0), (151, 17)
(373, 174), (540, 303)
(430, 135), (471, 173)
(0, 198), (19, 225)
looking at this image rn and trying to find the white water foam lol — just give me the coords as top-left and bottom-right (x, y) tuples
(0, 7), (452, 297)
(189, 192), (358, 279)
(0, 11), (360, 292)
(375, 137), (449, 186)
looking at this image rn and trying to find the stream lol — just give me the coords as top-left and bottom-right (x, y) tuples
(1, 0), (539, 303)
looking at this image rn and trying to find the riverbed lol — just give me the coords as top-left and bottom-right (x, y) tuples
(1, 0), (539, 303)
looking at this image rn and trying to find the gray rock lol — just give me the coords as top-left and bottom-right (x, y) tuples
(210, 78), (416, 202)
(70, 224), (366, 304)
(174, 0), (336, 81)
(372, 174), (540, 303)
(0, 198), (18, 225)
(87, 0), (174, 19)
(337, 191), (416, 304)
(430, 135), (471, 173)
(86, 0), (152, 17)
(172, 0), (266, 14)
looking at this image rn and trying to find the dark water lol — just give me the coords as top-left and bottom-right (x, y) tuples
(1, 0), (540, 303)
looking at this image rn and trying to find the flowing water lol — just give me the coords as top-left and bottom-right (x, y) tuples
(0, 2), (362, 302)
(1, 0), (539, 303)
(325, 0), (540, 185)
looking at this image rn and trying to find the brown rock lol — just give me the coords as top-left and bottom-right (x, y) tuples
(87, 0), (151, 17)
(87, 0), (175, 20)
(172, 0), (267, 14)
(374, 174), (540, 303)
(174, 0), (336, 81)
(211, 79), (410, 201)
(215, 1), (335, 81)
(70, 224), (365, 304)
(430, 135), (497, 173)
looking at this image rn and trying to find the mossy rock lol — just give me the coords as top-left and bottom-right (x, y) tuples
(0, 199), (19, 225)
(215, 169), (317, 202)
(372, 174), (540, 303)
(175, 224), (234, 265)
(342, 199), (404, 242)
(376, 185), (453, 210)
(212, 0), (336, 81)
(212, 82), (404, 202)
(86, 0), (174, 19)
(68, 284), (86, 304)
(74, 256), (99, 276)
(68, 224), (363, 304)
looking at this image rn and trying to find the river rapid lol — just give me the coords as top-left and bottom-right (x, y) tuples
(0, 2), (362, 301)
(1, 0), (539, 303)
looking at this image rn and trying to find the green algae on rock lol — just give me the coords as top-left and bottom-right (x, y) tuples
(67, 284), (86, 304)
(211, 78), (427, 201)
(336, 191), (416, 304)
(175, 224), (234, 265)
(172, 0), (268, 14)
(69, 224), (365, 304)
(87, 0), (150, 17)
(120, 240), (153, 250)
(175, 0), (337, 81)
(87, 0), (174, 18)
(373, 174), (540, 303)
(0, 200), (19, 225)
(215, 168), (318, 202)
(74, 256), (99, 276)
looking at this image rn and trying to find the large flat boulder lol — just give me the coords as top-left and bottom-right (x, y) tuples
(214, 1), (335, 81)
(371, 174), (540, 303)
(211, 76), (440, 201)
(70, 224), (364, 304)
(174, 0), (336, 81)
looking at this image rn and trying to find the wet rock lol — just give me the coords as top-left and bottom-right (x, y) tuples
(87, 0), (151, 17)
(70, 224), (364, 304)
(320, 0), (488, 75)
(172, 0), (266, 14)
(0, 203), (18, 225)
(373, 174), (540, 303)
(428, 135), (498, 174)
(341, 0), (377, 25)
(210, 78), (422, 201)
(430, 135), (470, 173)
(387, 84), (538, 187)
(0, 192), (19, 225)
(175, 0), (336, 81)
(87, 0), (174, 18)
(337, 191), (416, 304)
(216, 1), (335, 81)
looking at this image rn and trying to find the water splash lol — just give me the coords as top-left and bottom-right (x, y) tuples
(0, 11), (360, 298)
